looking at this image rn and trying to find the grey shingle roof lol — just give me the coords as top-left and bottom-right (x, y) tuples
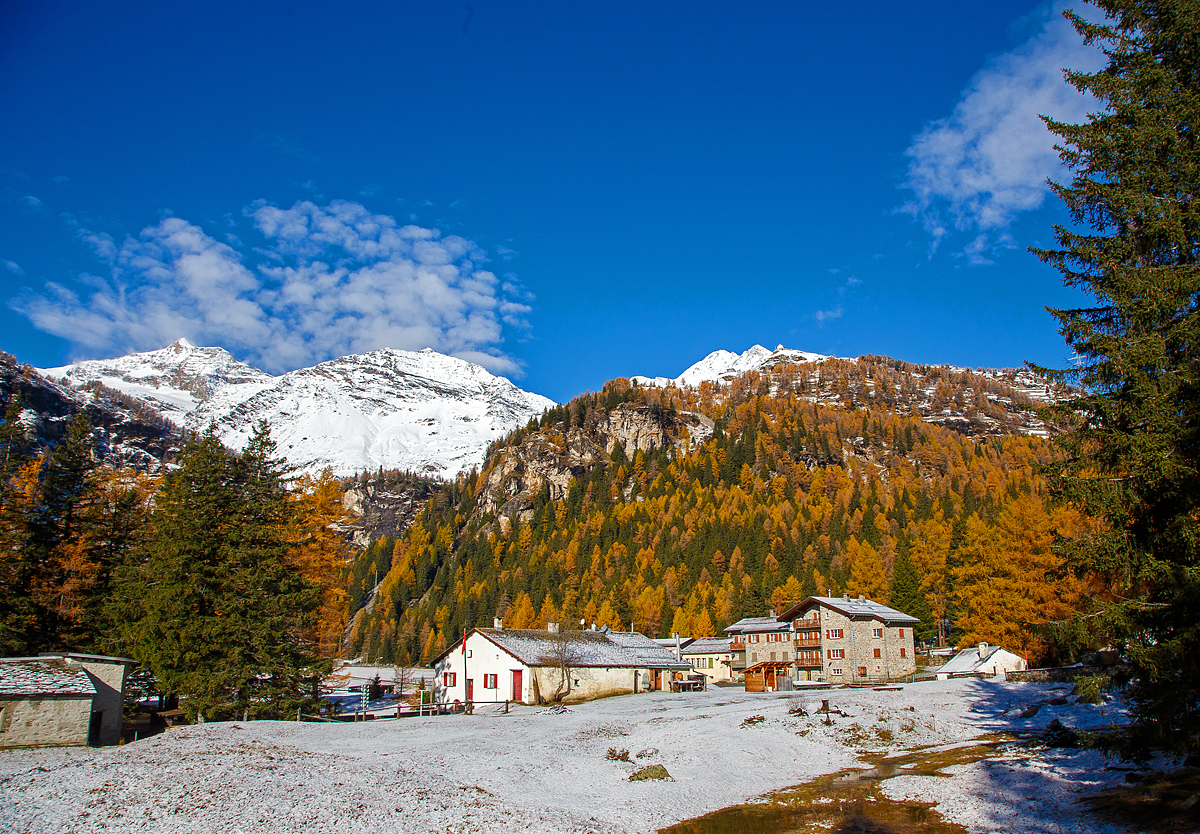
(470, 628), (690, 670)
(782, 596), (920, 625)
(0, 658), (96, 697)
(933, 644), (1012, 675)
(723, 616), (791, 634)
(680, 637), (731, 656)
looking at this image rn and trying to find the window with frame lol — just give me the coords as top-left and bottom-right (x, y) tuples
(831, 668), (843, 676)
(827, 649), (845, 659)
(873, 648), (881, 658)
(858, 666), (867, 677)
(483, 674), (498, 689)
(826, 628), (844, 639)
(872, 628), (883, 638)
(443, 672), (456, 687)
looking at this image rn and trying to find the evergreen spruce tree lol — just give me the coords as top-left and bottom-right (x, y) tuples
(1034, 1), (1200, 754)
(888, 548), (933, 643)
(121, 423), (322, 720)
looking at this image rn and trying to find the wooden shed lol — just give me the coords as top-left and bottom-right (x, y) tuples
(742, 660), (792, 693)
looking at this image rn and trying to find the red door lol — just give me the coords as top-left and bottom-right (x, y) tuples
(511, 670), (523, 702)
(467, 679), (474, 701)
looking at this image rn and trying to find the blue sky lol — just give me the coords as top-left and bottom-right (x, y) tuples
(0, 1), (1106, 403)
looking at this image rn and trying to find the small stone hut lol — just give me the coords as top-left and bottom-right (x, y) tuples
(0, 653), (136, 748)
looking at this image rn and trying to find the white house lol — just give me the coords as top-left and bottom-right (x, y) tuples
(679, 637), (734, 684)
(432, 624), (690, 707)
(934, 642), (1027, 680)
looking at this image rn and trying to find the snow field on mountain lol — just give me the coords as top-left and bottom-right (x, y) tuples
(0, 679), (1141, 834)
(39, 341), (554, 479)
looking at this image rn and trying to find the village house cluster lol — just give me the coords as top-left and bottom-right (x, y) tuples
(4, 595), (1023, 745)
(432, 595), (924, 706)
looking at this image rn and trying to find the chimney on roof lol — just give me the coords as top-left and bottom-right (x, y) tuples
(769, 608), (776, 618)
(843, 593), (850, 601)
(494, 618), (503, 630)
(827, 588), (832, 597)
(978, 641), (988, 652)
(547, 622), (559, 635)
(858, 594), (865, 601)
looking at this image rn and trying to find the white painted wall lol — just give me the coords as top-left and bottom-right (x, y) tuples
(434, 632), (531, 706)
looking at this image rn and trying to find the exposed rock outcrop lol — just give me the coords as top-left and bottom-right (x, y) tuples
(341, 479), (439, 547)
(474, 404), (713, 529)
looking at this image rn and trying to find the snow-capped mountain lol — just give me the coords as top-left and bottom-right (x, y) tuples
(40, 340), (555, 478)
(631, 344), (829, 388)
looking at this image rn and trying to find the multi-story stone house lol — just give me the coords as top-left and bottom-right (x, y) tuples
(779, 595), (918, 683)
(725, 595), (919, 686)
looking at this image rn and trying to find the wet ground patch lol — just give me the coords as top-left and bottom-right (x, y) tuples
(660, 736), (1017, 834)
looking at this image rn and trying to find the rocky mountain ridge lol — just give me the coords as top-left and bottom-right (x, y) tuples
(0, 351), (184, 471)
(39, 340), (556, 478)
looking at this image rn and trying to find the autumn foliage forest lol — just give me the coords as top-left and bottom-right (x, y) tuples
(346, 358), (1100, 668)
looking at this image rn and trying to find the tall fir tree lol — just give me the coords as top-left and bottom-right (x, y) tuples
(120, 423), (322, 720)
(888, 548), (933, 643)
(1034, 1), (1200, 754)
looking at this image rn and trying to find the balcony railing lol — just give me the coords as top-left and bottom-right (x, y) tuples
(791, 618), (821, 630)
(730, 640), (746, 650)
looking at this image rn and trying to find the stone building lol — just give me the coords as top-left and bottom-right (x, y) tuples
(726, 595), (919, 686)
(0, 653), (136, 749)
(778, 595), (918, 684)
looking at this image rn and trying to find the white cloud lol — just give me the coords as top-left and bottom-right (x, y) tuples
(20, 195), (47, 214)
(899, 2), (1107, 259)
(814, 306), (843, 323)
(4, 260), (24, 275)
(11, 200), (532, 377)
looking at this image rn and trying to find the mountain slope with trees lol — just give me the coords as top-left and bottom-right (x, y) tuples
(346, 356), (1097, 667)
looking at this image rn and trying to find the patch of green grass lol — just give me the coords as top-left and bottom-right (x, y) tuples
(629, 764), (671, 781)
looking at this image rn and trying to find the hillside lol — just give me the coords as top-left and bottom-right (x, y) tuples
(344, 353), (1091, 666)
(0, 350), (183, 471)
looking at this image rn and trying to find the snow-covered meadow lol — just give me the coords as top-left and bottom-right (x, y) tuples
(0, 679), (1154, 833)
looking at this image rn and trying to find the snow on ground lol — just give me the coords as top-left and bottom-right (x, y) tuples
(0, 678), (1151, 834)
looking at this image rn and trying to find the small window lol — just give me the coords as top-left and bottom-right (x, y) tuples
(858, 666), (867, 677)
(831, 668), (843, 676)
(483, 674), (498, 689)
(827, 649), (844, 659)
(826, 628), (843, 639)
(898, 628), (905, 638)
(873, 648), (881, 659)
(443, 672), (456, 687)
(900, 648), (907, 658)
(872, 628), (882, 638)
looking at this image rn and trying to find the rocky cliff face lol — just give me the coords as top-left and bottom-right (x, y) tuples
(341, 480), (436, 547)
(0, 352), (183, 471)
(474, 403), (712, 529)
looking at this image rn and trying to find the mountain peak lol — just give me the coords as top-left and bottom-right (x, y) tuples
(38, 342), (553, 478)
(631, 344), (830, 388)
